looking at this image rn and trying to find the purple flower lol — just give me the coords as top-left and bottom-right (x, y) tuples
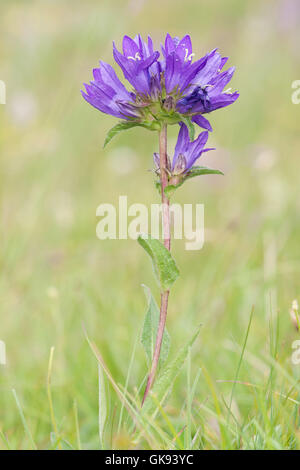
(161, 34), (212, 96)
(81, 33), (239, 133)
(113, 35), (161, 97)
(81, 61), (141, 119)
(82, 35), (163, 122)
(160, 34), (239, 131)
(154, 124), (214, 184)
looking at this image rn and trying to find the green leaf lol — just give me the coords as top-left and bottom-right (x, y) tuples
(181, 117), (195, 140)
(141, 285), (170, 367)
(154, 180), (161, 195)
(103, 120), (160, 148)
(186, 166), (224, 179)
(164, 166), (224, 199)
(142, 326), (201, 417)
(137, 235), (179, 291)
(164, 182), (184, 198)
(104, 121), (139, 148)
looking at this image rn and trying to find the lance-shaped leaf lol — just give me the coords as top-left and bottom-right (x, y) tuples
(137, 235), (179, 292)
(142, 326), (201, 417)
(164, 166), (224, 198)
(141, 285), (170, 367)
(186, 165), (224, 179)
(104, 120), (160, 148)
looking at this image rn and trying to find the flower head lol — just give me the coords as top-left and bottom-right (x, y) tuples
(160, 34), (239, 130)
(153, 123), (214, 186)
(82, 33), (239, 133)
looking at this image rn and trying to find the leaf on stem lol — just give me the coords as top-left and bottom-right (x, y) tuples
(137, 235), (179, 291)
(141, 285), (170, 367)
(103, 121), (160, 148)
(142, 326), (201, 417)
(164, 166), (224, 198)
(186, 166), (224, 179)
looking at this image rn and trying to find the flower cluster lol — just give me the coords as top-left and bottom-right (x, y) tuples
(82, 33), (239, 189)
(82, 33), (238, 131)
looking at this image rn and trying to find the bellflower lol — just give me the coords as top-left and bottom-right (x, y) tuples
(81, 61), (141, 119)
(81, 33), (238, 133)
(82, 32), (239, 410)
(160, 34), (239, 131)
(113, 35), (161, 97)
(82, 35), (161, 125)
(153, 123), (215, 186)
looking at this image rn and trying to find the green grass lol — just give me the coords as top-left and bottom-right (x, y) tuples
(1, 0), (300, 450)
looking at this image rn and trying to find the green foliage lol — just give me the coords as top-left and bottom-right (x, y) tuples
(98, 364), (107, 449)
(164, 166), (224, 198)
(137, 235), (179, 291)
(186, 166), (224, 178)
(141, 285), (170, 367)
(103, 120), (160, 148)
(164, 183), (181, 198)
(142, 327), (201, 417)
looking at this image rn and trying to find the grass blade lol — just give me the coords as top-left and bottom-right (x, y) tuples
(12, 389), (37, 450)
(47, 346), (62, 449)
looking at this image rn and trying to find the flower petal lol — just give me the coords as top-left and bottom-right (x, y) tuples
(122, 35), (140, 58)
(209, 67), (235, 95)
(192, 114), (213, 132)
(186, 131), (209, 168)
(172, 124), (190, 170)
(207, 91), (239, 111)
(193, 50), (222, 86)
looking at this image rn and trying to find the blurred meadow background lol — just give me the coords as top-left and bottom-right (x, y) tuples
(0, 0), (300, 450)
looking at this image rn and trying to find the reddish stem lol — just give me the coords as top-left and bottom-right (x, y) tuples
(142, 124), (170, 405)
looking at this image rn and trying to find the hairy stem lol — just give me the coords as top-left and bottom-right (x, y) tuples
(159, 124), (171, 251)
(142, 124), (170, 405)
